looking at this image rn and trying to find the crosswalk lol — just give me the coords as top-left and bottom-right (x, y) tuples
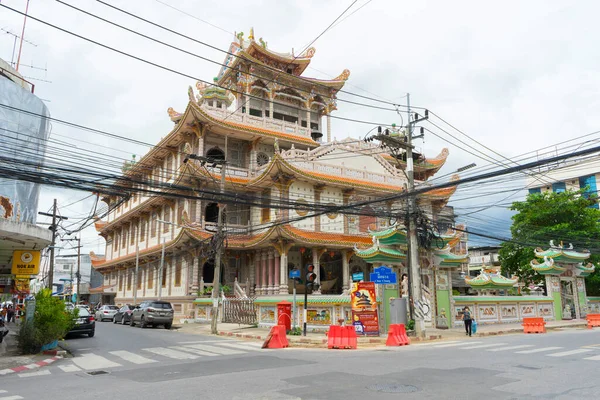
(17, 340), (264, 378)
(424, 340), (600, 361)
(0, 389), (25, 400)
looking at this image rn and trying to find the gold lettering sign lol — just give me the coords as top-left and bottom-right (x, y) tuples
(11, 250), (41, 275)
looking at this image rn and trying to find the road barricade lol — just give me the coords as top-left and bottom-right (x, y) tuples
(262, 325), (289, 349)
(327, 325), (357, 349)
(386, 324), (411, 346)
(586, 314), (600, 329)
(522, 317), (546, 334)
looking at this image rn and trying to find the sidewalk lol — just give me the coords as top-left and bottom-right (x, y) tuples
(175, 319), (589, 347)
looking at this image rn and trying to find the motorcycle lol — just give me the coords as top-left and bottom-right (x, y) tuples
(0, 318), (9, 343)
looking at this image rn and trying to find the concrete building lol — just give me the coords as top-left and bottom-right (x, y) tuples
(0, 59), (51, 302)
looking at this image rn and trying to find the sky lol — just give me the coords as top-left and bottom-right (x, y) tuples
(2, 0), (600, 254)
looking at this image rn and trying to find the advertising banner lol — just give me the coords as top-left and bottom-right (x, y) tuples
(351, 282), (379, 336)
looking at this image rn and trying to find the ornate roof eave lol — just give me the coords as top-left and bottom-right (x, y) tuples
(465, 267), (519, 288)
(576, 262), (596, 277)
(354, 244), (407, 263)
(369, 225), (408, 246)
(534, 243), (591, 263)
(530, 256), (568, 275)
(190, 101), (318, 147)
(245, 40), (312, 69)
(434, 245), (468, 266)
(247, 153), (408, 193)
(383, 148), (450, 180)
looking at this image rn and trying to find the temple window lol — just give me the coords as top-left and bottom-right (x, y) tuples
(151, 212), (157, 237)
(113, 234), (119, 251)
(206, 147), (225, 161)
(140, 218), (146, 241)
(127, 269), (132, 291)
(175, 258), (182, 287)
(257, 152), (269, 167)
(205, 203), (219, 223)
(130, 222), (136, 245)
(147, 267), (154, 289)
(122, 228), (127, 248)
(261, 189), (271, 223)
(163, 205), (171, 232)
(217, 101), (223, 109)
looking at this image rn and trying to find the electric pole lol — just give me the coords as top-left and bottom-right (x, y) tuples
(184, 153), (227, 335)
(364, 94), (428, 338)
(39, 199), (68, 291)
(64, 236), (82, 304)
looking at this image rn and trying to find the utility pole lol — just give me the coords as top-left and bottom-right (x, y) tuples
(184, 153), (227, 335)
(39, 199), (68, 291)
(133, 244), (139, 305)
(158, 238), (165, 300)
(64, 236), (82, 304)
(365, 94), (428, 338)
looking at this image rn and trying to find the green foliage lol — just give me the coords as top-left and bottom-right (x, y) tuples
(288, 327), (302, 336)
(452, 289), (460, 296)
(406, 319), (415, 331)
(500, 189), (600, 287)
(221, 285), (232, 294)
(197, 287), (213, 296)
(17, 289), (78, 354)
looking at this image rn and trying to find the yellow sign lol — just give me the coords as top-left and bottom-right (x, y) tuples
(11, 250), (41, 275)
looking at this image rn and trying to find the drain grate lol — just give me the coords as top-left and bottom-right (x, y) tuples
(367, 384), (420, 393)
(86, 370), (109, 376)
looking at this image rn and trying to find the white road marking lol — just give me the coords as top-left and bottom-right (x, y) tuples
(0, 391), (6, 394)
(214, 342), (263, 351)
(185, 343), (247, 355)
(583, 354), (600, 361)
(0, 396), (24, 400)
(72, 353), (122, 370)
(460, 343), (508, 350)
(58, 364), (82, 372)
(170, 346), (218, 357)
(486, 345), (534, 352)
(427, 341), (461, 347)
(143, 347), (199, 360)
(18, 369), (51, 378)
(431, 341), (482, 348)
(109, 351), (157, 364)
(547, 349), (593, 357)
(515, 347), (563, 354)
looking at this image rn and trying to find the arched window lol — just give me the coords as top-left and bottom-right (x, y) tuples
(206, 147), (225, 161)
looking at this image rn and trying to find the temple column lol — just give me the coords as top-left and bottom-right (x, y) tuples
(326, 113), (331, 142)
(279, 251), (288, 294)
(274, 254), (280, 294)
(268, 251), (275, 295)
(261, 250), (268, 295)
(269, 94), (274, 118)
(312, 248), (326, 295)
(254, 251), (261, 295)
(342, 250), (350, 292)
(191, 256), (199, 294)
(306, 109), (311, 132)
(198, 133), (204, 157)
(314, 185), (324, 232)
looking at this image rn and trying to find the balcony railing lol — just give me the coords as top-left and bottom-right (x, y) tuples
(201, 104), (311, 138)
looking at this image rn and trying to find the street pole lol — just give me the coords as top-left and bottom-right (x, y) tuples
(405, 93), (425, 338)
(211, 162), (227, 334)
(292, 279), (297, 330)
(158, 237), (165, 300)
(133, 244), (139, 305)
(48, 199), (58, 290)
(75, 236), (81, 304)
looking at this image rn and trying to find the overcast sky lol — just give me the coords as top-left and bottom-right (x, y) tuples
(2, 0), (599, 253)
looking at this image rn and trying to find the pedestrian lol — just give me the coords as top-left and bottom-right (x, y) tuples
(462, 306), (472, 337)
(7, 306), (14, 323)
(0, 306), (6, 322)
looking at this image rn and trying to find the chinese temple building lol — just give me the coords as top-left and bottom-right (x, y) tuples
(464, 266), (518, 295)
(531, 241), (596, 320)
(90, 29), (458, 328)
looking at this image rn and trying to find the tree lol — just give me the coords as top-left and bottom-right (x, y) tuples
(499, 189), (600, 290)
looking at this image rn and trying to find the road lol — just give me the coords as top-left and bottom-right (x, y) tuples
(2, 322), (600, 399)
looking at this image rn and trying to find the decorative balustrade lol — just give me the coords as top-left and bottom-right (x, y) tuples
(201, 104), (310, 137)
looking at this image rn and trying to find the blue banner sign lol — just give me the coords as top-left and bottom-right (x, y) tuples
(370, 265), (397, 284)
(352, 272), (364, 282)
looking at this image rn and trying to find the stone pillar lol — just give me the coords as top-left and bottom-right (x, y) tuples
(198, 133), (204, 157)
(191, 256), (199, 294)
(279, 251), (288, 295)
(269, 95), (274, 118)
(326, 113), (331, 142)
(268, 251), (275, 295)
(342, 251), (350, 292)
(314, 186), (323, 232)
(261, 250), (268, 295)
(312, 249), (322, 295)
(274, 253), (280, 292)
(254, 251), (261, 295)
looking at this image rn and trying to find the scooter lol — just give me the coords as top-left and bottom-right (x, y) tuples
(0, 318), (9, 343)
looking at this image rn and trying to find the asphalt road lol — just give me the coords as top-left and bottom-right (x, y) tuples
(3, 322), (600, 399)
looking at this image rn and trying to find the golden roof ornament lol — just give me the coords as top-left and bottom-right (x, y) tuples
(248, 27), (255, 41)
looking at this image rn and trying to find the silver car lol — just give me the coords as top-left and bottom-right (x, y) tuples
(130, 301), (174, 329)
(95, 305), (119, 322)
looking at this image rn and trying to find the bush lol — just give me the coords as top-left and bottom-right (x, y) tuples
(288, 327), (302, 336)
(406, 319), (415, 331)
(18, 289), (78, 354)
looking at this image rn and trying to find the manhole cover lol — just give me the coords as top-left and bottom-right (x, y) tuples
(367, 384), (420, 393)
(87, 370), (109, 376)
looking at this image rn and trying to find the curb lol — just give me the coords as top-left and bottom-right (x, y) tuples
(0, 355), (62, 376)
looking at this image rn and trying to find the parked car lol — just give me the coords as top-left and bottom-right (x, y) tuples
(130, 301), (174, 329)
(67, 307), (95, 337)
(95, 305), (119, 322)
(113, 304), (136, 325)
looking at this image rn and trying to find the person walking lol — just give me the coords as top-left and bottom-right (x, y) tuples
(7, 305), (14, 323)
(462, 306), (472, 337)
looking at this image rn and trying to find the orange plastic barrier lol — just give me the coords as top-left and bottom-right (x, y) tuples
(386, 324), (411, 346)
(522, 317), (546, 334)
(262, 325), (289, 349)
(327, 325), (358, 349)
(586, 314), (600, 329)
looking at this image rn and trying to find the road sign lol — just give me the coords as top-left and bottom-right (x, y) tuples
(289, 269), (301, 279)
(370, 265), (397, 284)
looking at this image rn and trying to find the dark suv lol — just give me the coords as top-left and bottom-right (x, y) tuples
(130, 301), (174, 329)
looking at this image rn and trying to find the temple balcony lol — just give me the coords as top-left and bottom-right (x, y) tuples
(200, 103), (313, 139)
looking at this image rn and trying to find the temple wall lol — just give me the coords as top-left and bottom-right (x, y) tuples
(452, 296), (555, 326)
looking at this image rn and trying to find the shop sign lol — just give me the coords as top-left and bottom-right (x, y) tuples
(351, 282), (379, 336)
(11, 250), (41, 275)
